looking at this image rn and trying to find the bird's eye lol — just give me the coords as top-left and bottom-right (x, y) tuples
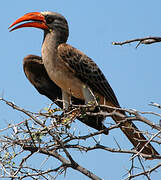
(46, 16), (54, 24)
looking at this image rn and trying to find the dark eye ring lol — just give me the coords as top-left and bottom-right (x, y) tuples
(46, 17), (54, 24)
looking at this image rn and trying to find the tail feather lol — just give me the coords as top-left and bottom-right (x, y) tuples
(112, 111), (159, 157)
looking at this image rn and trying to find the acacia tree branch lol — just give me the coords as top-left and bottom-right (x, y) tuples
(131, 130), (161, 160)
(149, 102), (161, 109)
(112, 36), (161, 48)
(0, 98), (103, 179)
(13, 152), (33, 177)
(70, 144), (161, 159)
(21, 144), (102, 180)
(0, 97), (45, 128)
(126, 162), (161, 179)
(137, 156), (151, 180)
(82, 104), (161, 131)
(0, 97), (161, 179)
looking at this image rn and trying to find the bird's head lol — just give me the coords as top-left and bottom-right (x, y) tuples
(9, 11), (69, 41)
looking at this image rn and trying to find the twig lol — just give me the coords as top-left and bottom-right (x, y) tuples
(0, 97), (161, 179)
(127, 163), (161, 179)
(138, 156), (151, 180)
(149, 102), (161, 109)
(112, 36), (161, 48)
(0, 97), (45, 128)
(131, 130), (161, 160)
(13, 152), (33, 177)
(22, 145), (102, 180)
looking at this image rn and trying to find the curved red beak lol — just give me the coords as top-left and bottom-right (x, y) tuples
(9, 12), (48, 32)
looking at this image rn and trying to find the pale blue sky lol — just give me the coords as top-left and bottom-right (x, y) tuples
(1, 0), (161, 179)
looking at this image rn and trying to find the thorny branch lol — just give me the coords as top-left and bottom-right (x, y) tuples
(0, 97), (161, 179)
(112, 36), (161, 48)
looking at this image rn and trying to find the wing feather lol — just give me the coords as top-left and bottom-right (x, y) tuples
(58, 44), (120, 107)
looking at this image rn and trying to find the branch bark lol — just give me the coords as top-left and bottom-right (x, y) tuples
(0, 97), (160, 179)
(112, 36), (161, 48)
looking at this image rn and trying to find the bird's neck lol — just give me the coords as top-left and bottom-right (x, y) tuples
(43, 29), (68, 47)
(41, 31), (58, 71)
(42, 30), (67, 57)
(42, 31), (57, 55)
(41, 30), (67, 80)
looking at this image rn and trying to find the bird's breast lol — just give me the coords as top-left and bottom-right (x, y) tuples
(42, 55), (85, 100)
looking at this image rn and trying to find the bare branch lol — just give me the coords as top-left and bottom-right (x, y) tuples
(149, 102), (161, 109)
(0, 97), (160, 179)
(126, 163), (161, 179)
(112, 36), (161, 48)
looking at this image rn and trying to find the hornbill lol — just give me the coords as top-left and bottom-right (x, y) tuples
(23, 54), (108, 133)
(9, 11), (159, 157)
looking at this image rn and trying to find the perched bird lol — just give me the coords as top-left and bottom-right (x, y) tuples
(9, 11), (159, 156)
(23, 54), (108, 133)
